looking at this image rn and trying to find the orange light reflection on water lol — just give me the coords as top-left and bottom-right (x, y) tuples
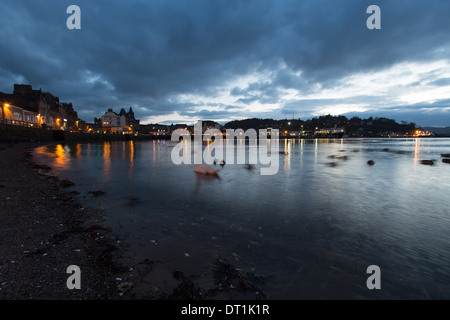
(75, 143), (81, 157)
(55, 144), (69, 167)
(184, 138), (191, 164)
(33, 144), (70, 169)
(103, 142), (111, 175)
(128, 141), (134, 178)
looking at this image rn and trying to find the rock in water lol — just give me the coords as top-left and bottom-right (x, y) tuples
(325, 162), (338, 167)
(420, 160), (435, 166)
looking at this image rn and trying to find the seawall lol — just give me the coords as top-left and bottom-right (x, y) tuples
(0, 124), (170, 142)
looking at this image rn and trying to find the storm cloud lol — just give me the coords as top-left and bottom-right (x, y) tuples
(1, 0), (450, 126)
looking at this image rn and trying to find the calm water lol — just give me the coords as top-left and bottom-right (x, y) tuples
(33, 138), (450, 299)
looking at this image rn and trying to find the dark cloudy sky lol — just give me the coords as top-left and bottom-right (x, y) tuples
(1, 0), (450, 126)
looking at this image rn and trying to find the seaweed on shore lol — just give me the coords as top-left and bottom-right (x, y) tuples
(167, 270), (204, 300)
(162, 259), (270, 300)
(31, 163), (52, 171)
(87, 224), (127, 274)
(60, 179), (75, 187)
(210, 259), (269, 299)
(89, 190), (106, 197)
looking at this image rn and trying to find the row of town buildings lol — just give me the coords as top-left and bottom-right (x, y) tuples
(0, 84), (146, 135)
(0, 84), (222, 137)
(0, 84), (79, 130)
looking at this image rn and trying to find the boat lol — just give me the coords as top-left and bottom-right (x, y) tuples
(194, 164), (219, 175)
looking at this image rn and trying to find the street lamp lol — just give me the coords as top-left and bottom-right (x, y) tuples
(2, 103), (10, 123)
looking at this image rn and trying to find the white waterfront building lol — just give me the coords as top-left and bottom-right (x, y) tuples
(101, 109), (127, 133)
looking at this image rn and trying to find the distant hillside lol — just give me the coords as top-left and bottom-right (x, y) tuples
(421, 127), (450, 136)
(224, 115), (417, 137)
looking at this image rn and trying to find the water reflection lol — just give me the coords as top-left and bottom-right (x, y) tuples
(314, 139), (318, 164)
(414, 138), (421, 167)
(283, 139), (293, 172)
(194, 172), (220, 195)
(34, 144), (70, 168)
(129, 141), (134, 178)
(103, 142), (111, 176)
(300, 139), (304, 160)
(153, 140), (156, 164)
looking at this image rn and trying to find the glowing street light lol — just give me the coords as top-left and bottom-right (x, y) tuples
(2, 103), (10, 122)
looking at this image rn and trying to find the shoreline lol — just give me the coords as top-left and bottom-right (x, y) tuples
(1, 123), (448, 145)
(0, 141), (269, 300)
(0, 141), (130, 299)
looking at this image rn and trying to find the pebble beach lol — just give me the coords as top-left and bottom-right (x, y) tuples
(0, 142), (126, 299)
